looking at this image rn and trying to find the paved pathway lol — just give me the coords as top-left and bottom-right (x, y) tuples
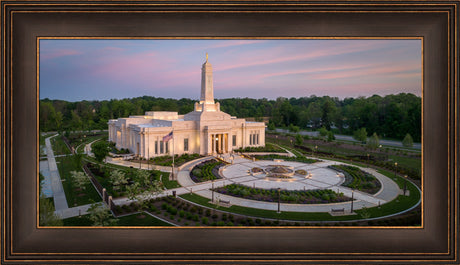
(55, 202), (104, 219)
(44, 134), (69, 211)
(112, 155), (402, 213)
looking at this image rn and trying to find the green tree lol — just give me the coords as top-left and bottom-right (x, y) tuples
(318, 126), (328, 137)
(288, 124), (300, 133)
(110, 169), (128, 189)
(353, 128), (368, 143)
(92, 141), (111, 162)
(327, 131), (335, 142)
(267, 122), (276, 131)
(402, 133), (414, 147)
(295, 134), (303, 145)
(70, 110), (83, 132)
(70, 171), (90, 190)
(39, 193), (63, 226)
(55, 111), (64, 132)
(321, 98), (337, 130)
(87, 203), (117, 226)
(367, 132), (380, 149)
(126, 170), (162, 214)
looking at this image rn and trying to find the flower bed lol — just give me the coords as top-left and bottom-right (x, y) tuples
(213, 184), (351, 204)
(329, 165), (381, 194)
(189, 159), (224, 182)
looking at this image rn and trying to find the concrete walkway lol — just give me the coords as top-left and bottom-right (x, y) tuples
(44, 134), (69, 211)
(112, 155), (402, 214)
(55, 202), (104, 219)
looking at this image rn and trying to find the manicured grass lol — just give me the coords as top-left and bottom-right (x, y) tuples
(85, 161), (178, 197)
(51, 136), (72, 155)
(389, 155), (421, 175)
(56, 156), (102, 206)
(62, 212), (173, 226)
(161, 173), (180, 189)
(75, 135), (104, 153)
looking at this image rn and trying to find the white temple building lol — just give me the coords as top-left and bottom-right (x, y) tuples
(108, 54), (266, 158)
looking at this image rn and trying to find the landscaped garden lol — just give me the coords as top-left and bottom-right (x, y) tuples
(252, 154), (318, 164)
(55, 155), (102, 207)
(213, 184), (351, 204)
(190, 159), (225, 182)
(329, 164), (381, 194)
(128, 153), (203, 167)
(234, 143), (286, 153)
(84, 161), (172, 197)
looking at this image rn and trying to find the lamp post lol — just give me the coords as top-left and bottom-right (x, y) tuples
(350, 189), (354, 213)
(394, 162), (398, 180)
(367, 153), (370, 161)
(277, 187), (281, 213)
(403, 175), (408, 195)
(315, 145), (318, 157)
(212, 179), (215, 203)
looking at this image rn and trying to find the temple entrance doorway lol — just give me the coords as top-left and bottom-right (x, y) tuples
(211, 133), (228, 154)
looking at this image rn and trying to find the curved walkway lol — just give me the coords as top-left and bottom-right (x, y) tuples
(174, 155), (402, 213)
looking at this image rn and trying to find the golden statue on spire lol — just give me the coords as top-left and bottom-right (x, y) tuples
(206, 52), (208, 62)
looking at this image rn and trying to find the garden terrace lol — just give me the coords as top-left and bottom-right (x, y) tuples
(329, 165), (382, 194)
(190, 159), (224, 182)
(213, 184), (351, 204)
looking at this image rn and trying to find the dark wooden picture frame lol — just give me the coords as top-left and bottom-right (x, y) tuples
(1, 1), (458, 264)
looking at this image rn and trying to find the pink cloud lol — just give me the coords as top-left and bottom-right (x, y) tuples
(309, 62), (421, 81)
(40, 49), (83, 60)
(215, 40), (395, 72)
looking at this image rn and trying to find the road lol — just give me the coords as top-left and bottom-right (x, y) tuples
(273, 129), (421, 150)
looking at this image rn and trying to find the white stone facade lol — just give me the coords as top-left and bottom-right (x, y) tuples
(108, 55), (266, 158)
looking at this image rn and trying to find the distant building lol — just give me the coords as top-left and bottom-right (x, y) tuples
(108, 54), (266, 158)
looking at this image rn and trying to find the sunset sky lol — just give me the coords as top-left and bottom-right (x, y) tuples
(39, 39), (422, 101)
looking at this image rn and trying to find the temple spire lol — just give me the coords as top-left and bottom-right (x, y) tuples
(200, 53), (214, 104)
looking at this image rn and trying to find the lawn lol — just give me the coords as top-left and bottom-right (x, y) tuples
(56, 155), (102, 206)
(51, 136), (72, 155)
(84, 160), (178, 197)
(389, 155), (421, 175)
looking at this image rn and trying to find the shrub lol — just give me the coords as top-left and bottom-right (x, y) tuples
(201, 217), (209, 225)
(192, 214), (199, 221)
(179, 210), (186, 218)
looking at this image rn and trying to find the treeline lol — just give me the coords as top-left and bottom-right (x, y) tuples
(40, 93), (421, 141)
